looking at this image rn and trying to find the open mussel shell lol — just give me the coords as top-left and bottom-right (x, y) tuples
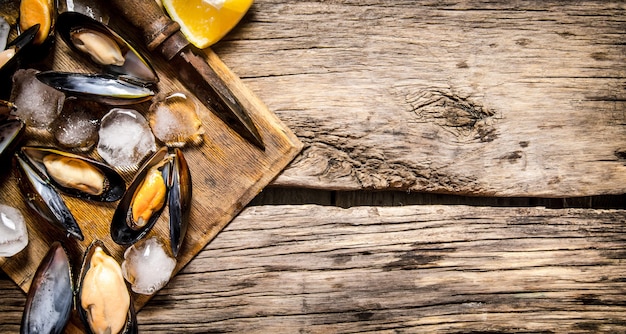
(1, 24), (39, 67)
(0, 115), (25, 165)
(0, 24), (39, 98)
(36, 71), (155, 105)
(21, 146), (126, 202)
(77, 240), (137, 334)
(20, 241), (73, 334)
(111, 147), (169, 245)
(14, 150), (84, 241)
(166, 148), (192, 257)
(56, 11), (158, 86)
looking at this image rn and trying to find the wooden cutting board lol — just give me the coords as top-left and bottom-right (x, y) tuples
(0, 4), (302, 333)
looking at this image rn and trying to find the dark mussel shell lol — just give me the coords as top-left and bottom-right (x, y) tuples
(14, 150), (84, 241)
(111, 147), (169, 245)
(56, 11), (158, 86)
(0, 99), (16, 121)
(166, 148), (192, 257)
(36, 71), (155, 105)
(1, 24), (39, 69)
(0, 112), (25, 165)
(0, 24), (39, 99)
(20, 241), (73, 334)
(21, 146), (126, 202)
(77, 240), (137, 334)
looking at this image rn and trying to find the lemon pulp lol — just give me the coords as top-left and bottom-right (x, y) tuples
(162, 0), (253, 49)
(19, 0), (54, 45)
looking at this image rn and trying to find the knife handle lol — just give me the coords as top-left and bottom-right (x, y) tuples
(109, 0), (180, 51)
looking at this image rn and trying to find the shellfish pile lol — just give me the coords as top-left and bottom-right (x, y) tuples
(1, 2), (202, 333)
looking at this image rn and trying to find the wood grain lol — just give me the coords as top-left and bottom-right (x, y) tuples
(1, 1), (625, 333)
(2, 204), (625, 333)
(214, 0), (626, 197)
(0, 2), (302, 332)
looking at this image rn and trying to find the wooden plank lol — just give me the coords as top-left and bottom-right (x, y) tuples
(0, 3), (302, 332)
(216, 0), (626, 197)
(1, 204), (626, 332)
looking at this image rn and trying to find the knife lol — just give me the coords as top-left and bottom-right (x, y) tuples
(109, 0), (265, 150)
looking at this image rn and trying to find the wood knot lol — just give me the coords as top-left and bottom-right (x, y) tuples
(406, 89), (498, 142)
(614, 149), (626, 164)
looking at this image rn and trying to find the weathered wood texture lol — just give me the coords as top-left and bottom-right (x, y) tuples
(0, 0), (302, 321)
(2, 204), (626, 333)
(214, 0), (626, 197)
(1, 1), (625, 333)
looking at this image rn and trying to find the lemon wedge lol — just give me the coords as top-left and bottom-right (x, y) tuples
(162, 0), (254, 49)
(19, 0), (54, 45)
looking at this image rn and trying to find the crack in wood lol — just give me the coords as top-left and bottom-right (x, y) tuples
(405, 89), (499, 143)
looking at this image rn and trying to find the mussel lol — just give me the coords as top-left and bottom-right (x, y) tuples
(111, 147), (169, 245)
(0, 118), (25, 165)
(20, 146), (126, 202)
(0, 101), (25, 165)
(14, 149), (84, 241)
(0, 24), (39, 98)
(56, 12), (158, 86)
(36, 71), (155, 105)
(111, 147), (192, 253)
(77, 240), (137, 334)
(0, 98), (17, 120)
(0, 46), (15, 70)
(35, 11), (158, 105)
(0, 24), (39, 70)
(166, 148), (192, 257)
(20, 241), (73, 334)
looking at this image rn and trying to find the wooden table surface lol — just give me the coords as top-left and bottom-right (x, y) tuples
(1, 1), (626, 333)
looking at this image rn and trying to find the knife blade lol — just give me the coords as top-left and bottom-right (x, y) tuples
(109, 0), (265, 150)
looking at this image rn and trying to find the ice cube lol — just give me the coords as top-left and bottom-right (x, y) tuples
(10, 69), (65, 129)
(97, 108), (156, 168)
(51, 98), (104, 151)
(0, 17), (9, 51)
(148, 92), (204, 147)
(121, 237), (176, 295)
(0, 204), (28, 257)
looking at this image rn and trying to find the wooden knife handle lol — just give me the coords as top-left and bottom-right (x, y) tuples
(109, 0), (181, 51)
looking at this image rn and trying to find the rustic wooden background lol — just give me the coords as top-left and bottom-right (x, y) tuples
(1, 0), (625, 333)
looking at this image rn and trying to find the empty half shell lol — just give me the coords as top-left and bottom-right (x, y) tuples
(21, 241), (73, 334)
(166, 148), (192, 257)
(0, 117), (25, 165)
